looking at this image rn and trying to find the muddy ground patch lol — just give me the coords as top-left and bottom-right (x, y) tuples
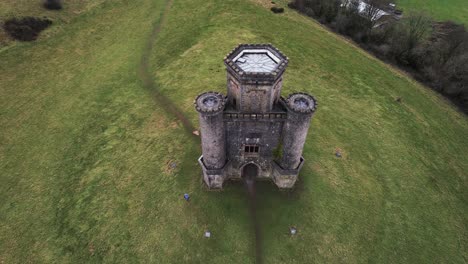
(3, 17), (52, 41)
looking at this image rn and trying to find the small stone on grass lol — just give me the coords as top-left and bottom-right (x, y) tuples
(290, 226), (297, 235)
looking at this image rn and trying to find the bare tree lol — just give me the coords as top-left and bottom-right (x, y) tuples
(406, 13), (431, 50)
(390, 13), (431, 64)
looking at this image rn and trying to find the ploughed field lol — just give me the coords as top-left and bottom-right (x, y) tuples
(0, 0), (467, 263)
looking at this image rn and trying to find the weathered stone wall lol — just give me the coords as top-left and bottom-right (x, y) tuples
(223, 111), (286, 178)
(195, 92), (227, 170)
(280, 111), (312, 169)
(227, 74), (284, 113)
(199, 113), (226, 169)
(272, 78), (283, 106)
(227, 76), (241, 110)
(240, 84), (272, 112)
(280, 95), (317, 170)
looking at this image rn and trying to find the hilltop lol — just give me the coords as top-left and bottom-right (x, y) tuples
(0, 0), (467, 263)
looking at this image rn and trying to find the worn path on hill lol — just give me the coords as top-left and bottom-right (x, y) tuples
(137, 0), (262, 262)
(138, 0), (197, 139)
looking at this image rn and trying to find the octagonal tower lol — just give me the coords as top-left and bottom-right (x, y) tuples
(224, 44), (288, 113)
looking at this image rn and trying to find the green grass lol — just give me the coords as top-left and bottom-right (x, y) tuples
(0, 0), (467, 263)
(0, 0), (109, 48)
(397, 0), (468, 25)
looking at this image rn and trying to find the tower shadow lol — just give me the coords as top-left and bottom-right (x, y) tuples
(241, 164), (262, 264)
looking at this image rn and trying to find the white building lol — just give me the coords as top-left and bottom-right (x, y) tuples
(341, 0), (402, 27)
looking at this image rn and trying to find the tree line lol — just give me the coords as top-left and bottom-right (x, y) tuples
(289, 0), (468, 113)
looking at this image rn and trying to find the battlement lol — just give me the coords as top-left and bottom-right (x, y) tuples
(224, 44), (289, 112)
(194, 92), (226, 115)
(283, 93), (318, 114)
(223, 112), (288, 121)
(224, 43), (289, 83)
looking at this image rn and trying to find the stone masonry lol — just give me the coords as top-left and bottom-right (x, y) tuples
(195, 44), (317, 189)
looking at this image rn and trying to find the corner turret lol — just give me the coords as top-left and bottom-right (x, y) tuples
(280, 93), (317, 170)
(195, 92), (227, 188)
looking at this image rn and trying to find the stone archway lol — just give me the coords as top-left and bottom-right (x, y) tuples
(242, 163), (259, 181)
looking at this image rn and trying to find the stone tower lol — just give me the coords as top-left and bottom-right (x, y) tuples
(195, 44), (317, 189)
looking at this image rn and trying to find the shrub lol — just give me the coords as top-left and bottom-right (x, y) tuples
(389, 13), (431, 66)
(409, 20), (468, 110)
(303, 7), (315, 17)
(43, 0), (62, 10)
(370, 25), (394, 45)
(322, 0), (340, 23)
(335, 10), (369, 42)
(287, 1), (297, 9)
(271, 7), (285, 14)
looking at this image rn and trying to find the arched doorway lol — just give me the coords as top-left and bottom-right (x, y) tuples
(242, 163), (259, 197)
(242, 163), (259, 181)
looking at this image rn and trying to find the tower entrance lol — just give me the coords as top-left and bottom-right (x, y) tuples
(242, 163), (259, 181)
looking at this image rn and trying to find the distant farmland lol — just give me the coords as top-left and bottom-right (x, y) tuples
(398, 0), (468, 25)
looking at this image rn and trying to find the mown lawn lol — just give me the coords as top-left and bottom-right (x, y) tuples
(0, 0), (467, 263)
(397, 0), (468, 25)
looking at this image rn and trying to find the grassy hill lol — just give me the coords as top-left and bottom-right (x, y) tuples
(0, 0), (108, 48)
(397, 0), (468, 25)
(1, 0), (467, 263)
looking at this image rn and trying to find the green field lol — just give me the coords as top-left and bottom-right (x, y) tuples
(1, 0), (467, 263)
(397, 0), (468, 25)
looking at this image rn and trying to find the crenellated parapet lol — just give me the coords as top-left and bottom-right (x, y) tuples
(224, 44), (289, 112)
(284, 93), (318, 114)
(195, 92), (226, 115)
(224, 43), (289, 84)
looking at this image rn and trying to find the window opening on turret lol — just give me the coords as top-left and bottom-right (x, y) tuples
(244, 145), (259, 153)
